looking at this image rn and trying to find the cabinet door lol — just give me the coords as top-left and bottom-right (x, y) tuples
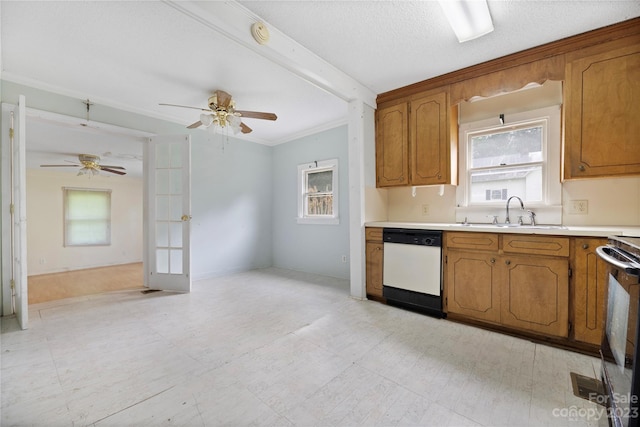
(502, 235), (569, 257)
(564, 38), (640, 178)
(410, 92), (449, 185)
(446, 250), (500, 323)
(573, 238), (608, 345)
(365, 227), (383, 242)
(445, 232), (499, 252)
(366, 242), (384, 298)
(500, 255), (569, 337)
(376, 103), (409, 187)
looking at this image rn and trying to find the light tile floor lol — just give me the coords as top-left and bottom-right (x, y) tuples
(1, 268), (608, 426)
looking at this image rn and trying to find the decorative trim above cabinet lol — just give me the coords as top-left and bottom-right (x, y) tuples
(377, 17), (639, 107)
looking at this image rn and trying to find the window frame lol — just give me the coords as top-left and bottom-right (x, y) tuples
(297, 159), (339, 225)
(63, 187), (112, 247)
(466, 120), (547, 205)
(456, 105), (562, 223)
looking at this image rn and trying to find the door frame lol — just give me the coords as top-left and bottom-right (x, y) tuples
(0, 105), (155, 317)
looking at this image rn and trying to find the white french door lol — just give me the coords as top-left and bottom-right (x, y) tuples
(145, 135), (192, 292)
(1, 96), (28, 328)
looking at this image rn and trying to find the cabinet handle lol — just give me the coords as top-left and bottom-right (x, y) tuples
(582, 244), (589, 249)
(579, 164), (586, 171)
(490, 258), (496, 264)
(505, 260), (511, 265)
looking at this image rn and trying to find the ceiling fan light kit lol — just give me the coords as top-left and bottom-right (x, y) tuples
(438, 0), (494, 43)
(41, 153), (127, 176)
(160, 89), (277, 135)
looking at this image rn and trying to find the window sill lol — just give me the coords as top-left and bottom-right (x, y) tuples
(297, 217), (339, 225)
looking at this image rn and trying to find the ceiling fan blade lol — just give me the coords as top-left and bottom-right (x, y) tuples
(40, 164), (79, 167)
(99, 165), (126, 170)
(240, 122), (252, 134)
(159, 103), (212, 112)
(101, 167), (127, 176)
(187, 120), (203, 129)
(235, 110), (277, 121)
(215, 90), (233, 108)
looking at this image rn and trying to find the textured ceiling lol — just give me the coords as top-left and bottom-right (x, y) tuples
(240, 0), (639, 94)
(1, 1), (638, 177)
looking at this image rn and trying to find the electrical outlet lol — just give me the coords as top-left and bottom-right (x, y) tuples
(569, 200), (588, 214)
(341, 255), (347, 263)
(421, 204), (429, 216)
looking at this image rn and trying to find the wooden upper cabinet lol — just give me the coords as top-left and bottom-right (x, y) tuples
(376, 103), (409, 187)
(410, 91), (450, 186)
(375, 89), (457, 188)
(564, 36), (640, 179)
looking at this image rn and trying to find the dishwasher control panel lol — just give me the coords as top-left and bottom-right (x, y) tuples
(383, 228), (442, 246)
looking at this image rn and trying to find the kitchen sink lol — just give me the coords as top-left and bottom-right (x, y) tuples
(460, 224), (567, 230)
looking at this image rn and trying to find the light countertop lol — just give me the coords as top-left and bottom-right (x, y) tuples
(365, 221), (640, 238)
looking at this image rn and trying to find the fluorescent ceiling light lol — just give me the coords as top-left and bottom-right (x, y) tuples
(438, 0), (494, 43)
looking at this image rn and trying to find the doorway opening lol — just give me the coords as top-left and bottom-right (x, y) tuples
(24, 108), (149, 304)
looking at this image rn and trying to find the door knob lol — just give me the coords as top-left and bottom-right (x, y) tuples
(181, 214), (192, 221)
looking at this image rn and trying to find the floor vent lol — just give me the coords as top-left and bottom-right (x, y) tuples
(141, 289), (162, 294)
(570, 372), (605, 405)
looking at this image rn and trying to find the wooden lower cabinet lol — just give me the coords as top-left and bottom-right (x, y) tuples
(572, 238), (608, 345)
(365, 227), (384, 299)
(366, 242), (384, 298)
(446, 250), (500, 323)
(445, 232), (571, 339)
(500, 255), (569, 337)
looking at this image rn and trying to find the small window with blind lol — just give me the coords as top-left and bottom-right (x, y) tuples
(63, 188), (111, 246)
(297, 159), (339, 225)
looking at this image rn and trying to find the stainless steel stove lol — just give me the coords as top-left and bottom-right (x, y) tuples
(596, 236), (640, 427)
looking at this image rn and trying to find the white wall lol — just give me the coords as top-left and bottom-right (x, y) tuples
(189, 136), (273, 279)
(26, 170), (143, 274)
(385, 176), (640, 226)
(562, 177), (640, 226)
(2, 81), (274, 288)
(271, 126), (350, 279)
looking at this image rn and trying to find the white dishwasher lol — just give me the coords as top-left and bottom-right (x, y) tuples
(382, 228), (443, 318)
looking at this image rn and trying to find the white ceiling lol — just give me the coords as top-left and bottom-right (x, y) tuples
(2, 1), (638, 178)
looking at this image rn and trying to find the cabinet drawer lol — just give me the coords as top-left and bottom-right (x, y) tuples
(365, 227), (384, 242)
(445, 232), (499, 251)
(502, 235), (569, 257)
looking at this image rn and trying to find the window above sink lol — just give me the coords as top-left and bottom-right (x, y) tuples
(455, 82), (563, 226)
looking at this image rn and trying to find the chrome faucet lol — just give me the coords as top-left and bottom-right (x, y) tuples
(505, 196), (524, 224)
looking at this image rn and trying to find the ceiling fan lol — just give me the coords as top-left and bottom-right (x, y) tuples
(160, 90), (277, 134)
(40, 154), (126, 176)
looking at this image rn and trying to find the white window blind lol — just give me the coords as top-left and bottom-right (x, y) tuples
(63, 188), (112, 246)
